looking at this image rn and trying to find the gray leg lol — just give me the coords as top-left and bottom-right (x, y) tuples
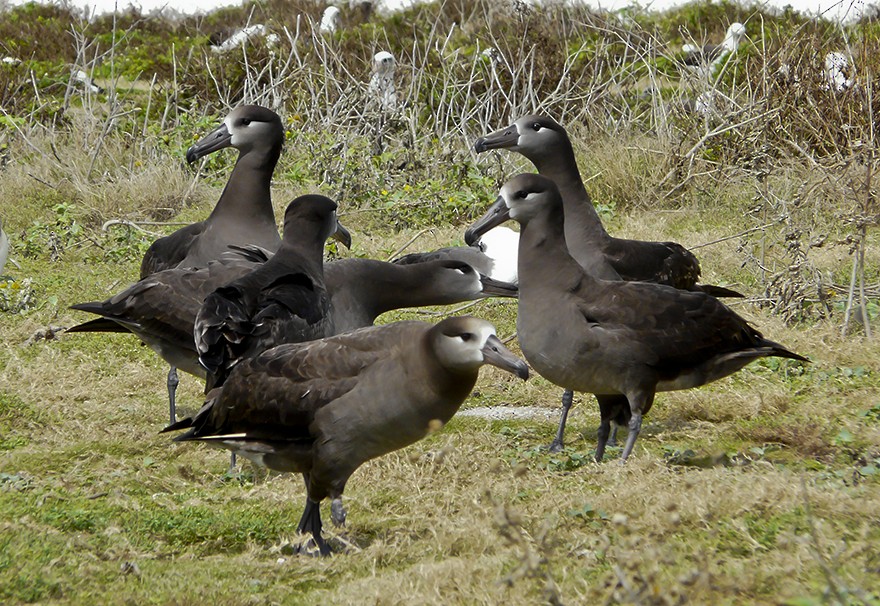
(167, 365), (179, 425)
(620, 413), (642, 463)
(331, 498), (346, 527)
(608, 423), (619, 447)
(548, 389), (574, 453)
(595, 418), (611, 462)
(619, 391), (653, 463)
(228, 452), (237, 473)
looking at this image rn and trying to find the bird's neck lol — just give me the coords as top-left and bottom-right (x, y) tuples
(341, 261), (445, 319)
(273, 231), (327, 283)
(530, 147), (608, 242)
(517, 208), (595, 293)
(420, 338), (479, 407)
(209, 147), (279, 223)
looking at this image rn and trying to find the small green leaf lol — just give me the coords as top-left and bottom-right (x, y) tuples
(834, 429), (854, 444)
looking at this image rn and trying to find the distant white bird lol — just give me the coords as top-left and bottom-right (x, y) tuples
(73, 69), (103, 94)
(368, 51), (397, 111)
(211, 24), (274, 54)
(319, 6), (341, 33)
(2, 57), (20, 66)
(0, 218), (9, 275)
(824, 52), (855, 92)
(682, 22), (746, 79)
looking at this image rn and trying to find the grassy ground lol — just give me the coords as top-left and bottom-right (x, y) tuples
(2, 178), (879, 604)
(2, 0), (880, 603)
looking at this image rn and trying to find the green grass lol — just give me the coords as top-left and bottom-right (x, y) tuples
(4, 230), (878, 604)
(1, 0), (880, 603)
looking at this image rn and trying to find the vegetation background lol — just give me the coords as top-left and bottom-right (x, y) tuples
(0, 0), (878, 603)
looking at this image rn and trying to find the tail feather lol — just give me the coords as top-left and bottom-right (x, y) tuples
(65, 317), (128, 333)
(697, 284), (745, 298)
(69, 301), (106, 314)
(763, 340), (809, 363)
(161, 388), (223, 440)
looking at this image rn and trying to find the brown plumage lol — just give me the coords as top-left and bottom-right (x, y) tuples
(472, 114), (741, 296)
(163, 316), (529, 555)
(471, 114), (743, 452)
(141, 105), (283, 279)
(136, 105), (284, 422)
(193, 195), (349, 390)
(467, 174), (807, 462)
(67, 256), (515, 404)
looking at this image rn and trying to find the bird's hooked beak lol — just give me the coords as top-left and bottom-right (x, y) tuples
(331, 220), (352, 249)
(479, 275), (518, 299)
(465, 195), (511, 246)
(481, 334), (529, 380)
(473, 123), (520, 153)
(186, 122), (233, 163)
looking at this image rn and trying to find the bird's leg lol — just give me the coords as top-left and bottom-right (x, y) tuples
(330, 498), (346, 527)
(296, 497), (330, 556)
(595, 394), (628, 456)
(619, 414), (641, 463)
(228, 453), (237, 474)
(608, 423), (619, 447)
(620, 392), (652, 463)
(548, 389), (574, 453)
(167, 365), (179, 424)
(595, 417), (611, 462)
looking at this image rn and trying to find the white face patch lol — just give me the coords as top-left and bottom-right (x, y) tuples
(225, 114), (241, 146)
(433, 319), (497, 371)
(501, 186), (530, 221)
(474, 323), (496, 351)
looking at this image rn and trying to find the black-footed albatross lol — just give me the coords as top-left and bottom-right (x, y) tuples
(471, 114), (742, 296)
(467, 173), (807, 463)
(325, 257), (517, 333)
(471, 114), (743, 451)
(141, 104), (283, 277)
(194, 195), (350, 391)
(67, 257), (518, 410)
(162, 316), (529, 555)
(139, 104), (285, 422)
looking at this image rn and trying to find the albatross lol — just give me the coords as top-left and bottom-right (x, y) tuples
(467, 174), (806, 462)
(139, 104), (284, 422)
(471, 114), (743, 451)
(163, 316), (529, 555)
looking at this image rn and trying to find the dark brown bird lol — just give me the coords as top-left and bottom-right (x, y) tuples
(194, 195), (350, 390)
(141, 104), (283, 278)
(472, 114), (741, 294)
(163, 316), (529, 555)
(139, 105), (284, 421)
(325, 258), (517, 333)
(392, 226), (520, 285)
(467, 173), (806, 462)
(67, 257), (516, 407)
(471, 114), (742, 451)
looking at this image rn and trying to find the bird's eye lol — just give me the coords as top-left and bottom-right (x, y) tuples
(460, 333), (474, 342)
(241, 118), (252, 126)
(516, 190), (528, 199)
(532, 122), (542, 131)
